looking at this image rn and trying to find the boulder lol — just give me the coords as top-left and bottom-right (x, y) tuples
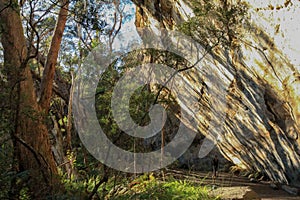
(209, 186), (261, 200)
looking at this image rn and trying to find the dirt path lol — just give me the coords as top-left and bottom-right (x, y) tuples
(164, 169), (300, 200)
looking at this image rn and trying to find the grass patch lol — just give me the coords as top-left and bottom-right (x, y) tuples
(110, 174), (218, 200)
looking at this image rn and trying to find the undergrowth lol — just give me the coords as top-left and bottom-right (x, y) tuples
(107, 174), (219, 200)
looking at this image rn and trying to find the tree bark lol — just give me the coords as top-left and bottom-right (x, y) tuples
(0, 0), (68, 197)
(39, 0), (69, 112)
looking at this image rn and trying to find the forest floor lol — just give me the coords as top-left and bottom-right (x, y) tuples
(164, 169), (300, 200)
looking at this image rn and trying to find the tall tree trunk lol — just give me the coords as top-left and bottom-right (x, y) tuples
(0, 0), (68, 197)
(39, 0), (69, 112)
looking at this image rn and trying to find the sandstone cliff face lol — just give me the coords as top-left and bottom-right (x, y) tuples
(131, 0), (300, 187)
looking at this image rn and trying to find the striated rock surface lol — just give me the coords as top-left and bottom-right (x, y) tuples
(131, 0), (300, 187)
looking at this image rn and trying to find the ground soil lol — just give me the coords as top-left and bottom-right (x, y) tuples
(164, 169), (300, 200)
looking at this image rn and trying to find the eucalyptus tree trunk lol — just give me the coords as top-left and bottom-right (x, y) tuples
(0, 0), (68, 197)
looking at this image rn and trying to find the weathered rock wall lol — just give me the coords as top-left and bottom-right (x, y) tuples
(131, 0), (300, 187)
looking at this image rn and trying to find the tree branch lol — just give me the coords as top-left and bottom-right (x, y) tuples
(14, 135), (49, 185)
(88, 166), (108, 200)
(0, 0), (12, 14)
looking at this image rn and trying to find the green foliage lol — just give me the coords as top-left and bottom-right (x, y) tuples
(95, 65), (121, 136)
(0, 61), (13, 199)
(71, 0), (108, 32)
(0, 142), (13, 199)
(95, 65), (153, 151)
(19, 187), (30, 200)
(180, 0), (249, 49)
(111, 175), (217, 200)
(59, 172), (218, 199)
(62, 176), (89, 199)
